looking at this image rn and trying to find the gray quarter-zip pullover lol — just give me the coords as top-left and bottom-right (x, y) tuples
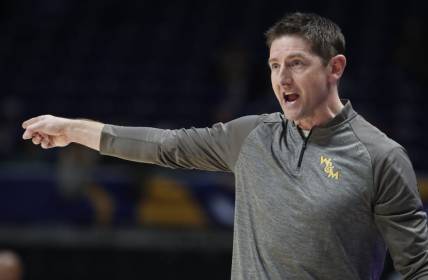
(100, 101), (428, 279)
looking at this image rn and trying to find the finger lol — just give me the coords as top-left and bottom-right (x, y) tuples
(39, 133), (55, 148)
(38, 131), (49, 139)
(22, 125), (42, 140)
(32, 133), (42, 145)
(32, 137), (40, 145)
(22, 129), (35, 140)
(25, 122), (45, 135)
(41, 137), (50, 149)
(23, 123), (49, 140)
(22, 116), (44, 129)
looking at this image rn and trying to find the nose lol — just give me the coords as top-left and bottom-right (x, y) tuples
(279, 66), (293, 87)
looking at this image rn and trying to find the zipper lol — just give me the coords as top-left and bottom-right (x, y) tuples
(297, 130), (312, 168)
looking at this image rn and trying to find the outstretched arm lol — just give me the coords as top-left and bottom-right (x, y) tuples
(22, 115), (104, 151)
(22, 114), (262, 172)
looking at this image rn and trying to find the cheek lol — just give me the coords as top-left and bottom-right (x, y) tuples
(271, 75), (280, 94)
(303, 73), (327, 93)
(270, 73), (277, 87)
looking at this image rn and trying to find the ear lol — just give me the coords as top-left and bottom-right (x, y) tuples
(328, 55), (346, 82)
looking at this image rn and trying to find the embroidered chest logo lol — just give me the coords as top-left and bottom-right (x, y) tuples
(320, 156), (340, 180)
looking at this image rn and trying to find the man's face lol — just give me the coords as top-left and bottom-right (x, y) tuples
(269, 35), (331, 123)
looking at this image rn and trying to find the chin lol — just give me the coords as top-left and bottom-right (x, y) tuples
(281, 109), (301, 121)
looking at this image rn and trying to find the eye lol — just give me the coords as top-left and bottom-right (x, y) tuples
(270, 63), (280, 70)
(289, 60), (304, 68)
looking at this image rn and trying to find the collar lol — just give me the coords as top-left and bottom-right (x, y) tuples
(286, 99), (358, 140)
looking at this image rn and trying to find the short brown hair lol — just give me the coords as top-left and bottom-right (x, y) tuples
(265, 12), (345, 65)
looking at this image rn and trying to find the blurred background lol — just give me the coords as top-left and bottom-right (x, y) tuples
(0, 0), (427, 279)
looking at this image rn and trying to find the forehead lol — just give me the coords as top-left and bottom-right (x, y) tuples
(269, 35), (314, 60)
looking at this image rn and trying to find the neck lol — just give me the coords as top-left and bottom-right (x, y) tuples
(295, 94), (344, 130)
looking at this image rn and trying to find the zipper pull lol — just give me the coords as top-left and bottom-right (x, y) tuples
(297, 141), (306, 168)
(297, 130), (312, 168)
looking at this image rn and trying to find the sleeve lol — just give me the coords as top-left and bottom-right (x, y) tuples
(373, 147), (428, 279)
(99, 115), (261, 172)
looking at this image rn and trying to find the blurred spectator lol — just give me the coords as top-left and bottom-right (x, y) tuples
(0, 250), (22, 280)
(213, 41), (279, 122)
(56, 145), (115, 226)
(213, 42), (251, 122)
(136, 175), (207, 227)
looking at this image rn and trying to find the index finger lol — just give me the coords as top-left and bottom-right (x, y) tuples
(22, 116), (43, 129)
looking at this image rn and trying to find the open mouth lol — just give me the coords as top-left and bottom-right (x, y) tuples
(283, 93), (299, 102)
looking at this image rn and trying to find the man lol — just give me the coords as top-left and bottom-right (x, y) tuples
(0, 251), (23, 280)
(22, 12), (428, 279)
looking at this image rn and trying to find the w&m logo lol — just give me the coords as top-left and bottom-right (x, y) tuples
(320, 156), (340, 180)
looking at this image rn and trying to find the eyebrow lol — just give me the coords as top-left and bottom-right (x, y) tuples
(268, 52), (307, 65)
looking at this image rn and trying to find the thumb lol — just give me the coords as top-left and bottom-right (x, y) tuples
(22, 121), (47, 140)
